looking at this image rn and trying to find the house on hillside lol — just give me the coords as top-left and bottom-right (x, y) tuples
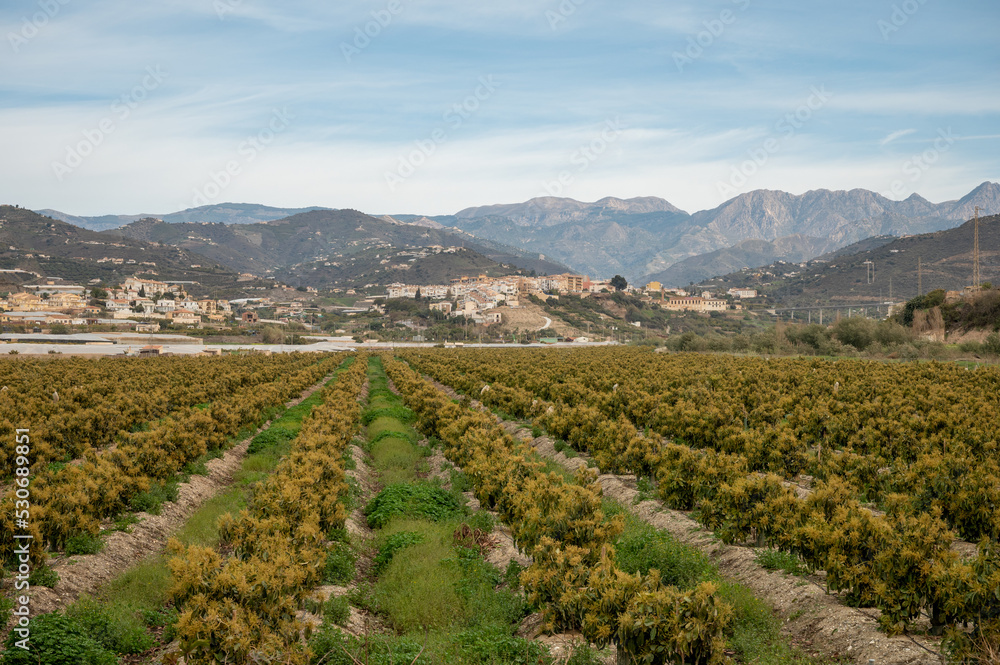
(168, 309), (200, 326)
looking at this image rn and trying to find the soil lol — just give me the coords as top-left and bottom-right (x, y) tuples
(19, 372), (337, 616)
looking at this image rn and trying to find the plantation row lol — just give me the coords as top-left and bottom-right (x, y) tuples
(0, 352), (345, 565)
(384, 357), (733, 664)
(168, 353), (368, 664)
(401, 348), (1000, 543)
(398, 348), (1000, 651)
(0, 354), (316, 473)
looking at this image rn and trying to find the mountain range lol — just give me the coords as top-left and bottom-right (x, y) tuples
(36, 181), (1000, 289)
(405, 182), (1000, 285)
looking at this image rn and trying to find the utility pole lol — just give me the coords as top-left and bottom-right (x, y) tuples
(973, 206), (981, 288)
(918, 257), (923, 297)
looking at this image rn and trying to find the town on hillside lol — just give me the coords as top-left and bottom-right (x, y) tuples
(382, 273), (759, 324)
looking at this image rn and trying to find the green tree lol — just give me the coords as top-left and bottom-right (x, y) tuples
(610, 275), (628, 291)
(261, 326), (284, 344)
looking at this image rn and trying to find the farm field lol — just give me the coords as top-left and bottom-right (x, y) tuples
(0, 347), (996, 664)
(397, 347), (1000, 663)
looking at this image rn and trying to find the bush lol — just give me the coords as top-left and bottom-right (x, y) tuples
(364, 483), (464, 529)
(832, 317), (877, 351)
(1, 612), (118, 665)
(985, 332), (1000, 356)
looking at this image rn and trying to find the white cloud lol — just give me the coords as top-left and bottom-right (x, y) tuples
(879, 128), (916, 146)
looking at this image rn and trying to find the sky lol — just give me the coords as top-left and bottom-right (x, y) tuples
(0, 0), (998, 217)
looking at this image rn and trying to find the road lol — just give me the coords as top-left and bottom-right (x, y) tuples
(540, 317), (552, 331)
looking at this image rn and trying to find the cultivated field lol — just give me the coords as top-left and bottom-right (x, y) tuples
(0, 348), (996, 664)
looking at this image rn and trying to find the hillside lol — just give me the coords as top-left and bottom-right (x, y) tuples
(276, 246), (532, 289)
(642, 235), (836, 287)
(106, 209), (570, 286)
(698, 214), (1000, 308)
(40, 203), (332, 231)
(0, 205), (237, 289)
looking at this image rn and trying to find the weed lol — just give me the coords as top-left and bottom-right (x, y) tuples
(324, 542), (357, 584)
(29, 565), (60, 588)
(247, 424), (296, 455)
(374, 531), (425, 575)
(324, 596), (351, 626)
(503, 560), (524, 590)
(67, 596), (156, 654)
(65, 533), (104, 556)
(614, 518), (715, 590)
(112, 512), (141, 533)
(566, 642), (608, 665)
(756, 548), (808, 577)
(365, 483), (464, 529)
(0, 611), (117, 665)
(449, 468), (473, 494)
(633, 476), (657, 504)
(128, 479), (180, 515)
(363, 406), (416, 426)
(141, 606), (178, 642)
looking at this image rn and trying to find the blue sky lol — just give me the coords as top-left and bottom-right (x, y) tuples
(0, 0), (997, 216)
